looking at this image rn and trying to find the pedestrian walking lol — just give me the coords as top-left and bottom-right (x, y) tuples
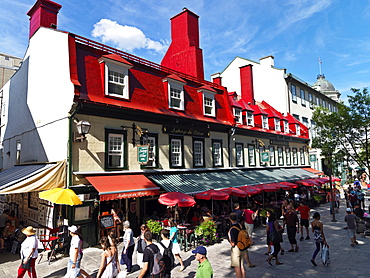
(138, 231), (163, 278)
(136, 224), (149, 269)
(242, 204), (258, 245)
(97, 237), (120, 278)
(344, 208), (360, 247)
(120, 221), (135, 273)
(283, 205), (299, 252)
(266, 212), (284, 266)
(296, 202), (310, 241)
(157, 229), (174, 278)
(17, 226), (39, 278)
(228, 212), (255, 278)
(64, 225), (91, 278)
(192, 246), (213, 278)
(168, 218), (185, 272)
(310, 212), (327, 266)
(232, 203), (243, 224)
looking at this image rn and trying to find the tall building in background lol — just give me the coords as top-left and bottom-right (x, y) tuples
(0, 53), (22, 88)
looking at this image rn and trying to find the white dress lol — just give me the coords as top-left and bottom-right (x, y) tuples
(101, 250), (118, 278)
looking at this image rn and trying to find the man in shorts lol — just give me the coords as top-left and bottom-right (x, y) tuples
(344, 208), (361, 247)
(296, 202), (310, 241)
(228, 213), (255, 278)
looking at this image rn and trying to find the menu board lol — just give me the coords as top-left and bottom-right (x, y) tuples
(99, 214), (115, 230)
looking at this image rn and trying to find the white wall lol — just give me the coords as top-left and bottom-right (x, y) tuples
(0, 28), (74, 169)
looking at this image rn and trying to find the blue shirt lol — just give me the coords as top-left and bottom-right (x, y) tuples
(170, 226), (178, 243)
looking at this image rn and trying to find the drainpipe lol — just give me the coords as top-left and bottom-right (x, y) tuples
(67, 103), (81, 188)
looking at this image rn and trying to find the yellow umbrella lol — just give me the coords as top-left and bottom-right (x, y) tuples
(39, 188), (83, 206)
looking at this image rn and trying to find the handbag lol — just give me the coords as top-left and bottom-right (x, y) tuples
(20, 259), (32, 269)
(116, 271), (127, 278)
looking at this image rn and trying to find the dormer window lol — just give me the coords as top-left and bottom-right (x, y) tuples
(163, 76), (186, 111)
(234, 108), (242, 124)
(274, 118), (280, 131)
(99, 55), (132, 100)
(198, 87), (217, 117)
(247, 112), (254, 126)
(296, 124), (300, 135)
(283, 121), (289, 133)
(262, 115), (268, 129)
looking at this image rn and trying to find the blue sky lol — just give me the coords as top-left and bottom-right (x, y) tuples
(1, 0), (369, 103)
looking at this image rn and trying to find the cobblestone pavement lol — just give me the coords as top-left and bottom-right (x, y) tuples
(1, 197), (370, 277)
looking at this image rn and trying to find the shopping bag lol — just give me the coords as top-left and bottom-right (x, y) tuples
(116, 271), (127, 278)
(321, 245), (330, 266)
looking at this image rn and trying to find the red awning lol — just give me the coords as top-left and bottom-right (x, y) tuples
(302, 167), (324, 176)
(86, 175), (160, 201)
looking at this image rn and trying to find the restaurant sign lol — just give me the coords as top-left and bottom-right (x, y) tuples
(261, 151), (270, 162)
(162, 126), (210, 138)
(138, 145), (149, 164)
(270, 139), (289, 146)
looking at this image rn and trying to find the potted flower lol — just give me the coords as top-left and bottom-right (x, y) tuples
(195, 220), (217, 245)
(146, 219), (162, 240)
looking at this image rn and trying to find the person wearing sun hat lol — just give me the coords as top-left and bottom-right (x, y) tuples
(192, 246), (213, 278)
(17, 226), (39, 278)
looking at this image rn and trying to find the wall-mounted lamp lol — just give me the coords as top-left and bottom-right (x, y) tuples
(74, 120), (91, 142)
(93, 198), (99, 208)
(125, 123), (149, 147)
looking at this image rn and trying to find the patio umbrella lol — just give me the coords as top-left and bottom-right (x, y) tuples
(274, 183), (292, 190)
(195, 189), (229, 215)
(255, 183), (280, 192)
(158, 192), (196, 207)
(39, 188), (83, 206)
(313, 178), (328, 184)
(279, 181), (298, 189)
(221, 187), (247, 198)
(240, 185), (263, 196)
(295, 180), (315, 187)
(332, 177), (341, 182)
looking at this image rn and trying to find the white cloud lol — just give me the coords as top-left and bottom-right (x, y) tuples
(91, 19), (168, 53)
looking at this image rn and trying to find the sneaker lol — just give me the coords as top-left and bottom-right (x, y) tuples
(355, 241), (359, 245)
(179, 266), (185, 272)
(305, 236), (310, 240)
(310, 259), (317, 266)
(300, 236), (304, 241)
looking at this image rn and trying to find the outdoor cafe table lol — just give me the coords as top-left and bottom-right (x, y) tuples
(177, 223), (194, 252)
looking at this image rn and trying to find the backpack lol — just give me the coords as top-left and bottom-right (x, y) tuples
(159, 241), (175, 272)
(147, 246), (165, 278)
(231, 223), (251, 251)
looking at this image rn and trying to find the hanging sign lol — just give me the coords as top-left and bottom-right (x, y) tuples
(310, 154), (317, 162)
(138, 145), (149, 163)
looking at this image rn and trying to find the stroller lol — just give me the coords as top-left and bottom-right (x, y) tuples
(362, 218), (370, 238)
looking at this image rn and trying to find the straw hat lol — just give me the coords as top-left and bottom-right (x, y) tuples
(22, 226), (36, 236)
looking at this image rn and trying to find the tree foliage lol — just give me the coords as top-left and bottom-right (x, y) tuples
(312, 88), (370, 174)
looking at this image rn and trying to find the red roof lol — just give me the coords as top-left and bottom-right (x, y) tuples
(238, 99), (254, 111)
(101, 54), (133, 66)
(250, 104), (268, 115)
(228, 92), (243, 108)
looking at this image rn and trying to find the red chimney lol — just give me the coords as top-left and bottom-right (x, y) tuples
(27, 0), (62, 38)
(240, 64), (255, 105)
(161, 8), (204, 80)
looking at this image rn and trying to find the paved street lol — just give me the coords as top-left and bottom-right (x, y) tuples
(1, 198), (369, 277)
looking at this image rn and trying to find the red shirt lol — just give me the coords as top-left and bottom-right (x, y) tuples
(296, 205), (310, 219)
(243, 209), (254, 224)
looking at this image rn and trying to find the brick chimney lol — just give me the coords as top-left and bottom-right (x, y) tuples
(240, 64), (255, 105)
(161, 8), (204, 80)
(27, 0), (62, 38)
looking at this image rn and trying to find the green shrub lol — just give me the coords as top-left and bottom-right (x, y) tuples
(146, 219), (162, 235)
(195, 220), (217, 242)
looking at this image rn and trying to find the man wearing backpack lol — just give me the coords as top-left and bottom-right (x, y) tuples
(228, 213), (255, 278)
(157, 229), (174, 278)
(138, 231), (164, 278)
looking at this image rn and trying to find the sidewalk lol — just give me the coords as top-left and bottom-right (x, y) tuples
(1, 199), (369, 277)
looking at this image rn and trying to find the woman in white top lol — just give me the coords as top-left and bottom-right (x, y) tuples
(17, 226), (39, 278)
(97, 236), (120, 278)
(120, 221), (135, 272)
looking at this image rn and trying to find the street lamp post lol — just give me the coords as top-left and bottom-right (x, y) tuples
(325, 153), (337, 222)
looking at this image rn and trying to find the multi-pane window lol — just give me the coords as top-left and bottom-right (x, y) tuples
(146, 136), (157, 168)
(300, 148), (305, 165)
(292, 148), (298, 165)
(316, 97), (321, 106)
(236, 143), (244, 166)
(108, 70), (125, 96)
(310, 120), (316, 139)
(247, 112), (254, 126)
(302, 117), (309, 127)
(269, 146), (275, 166)
(194, 140), (204, 167)
(171, 138), (183, 167)
(262, 115), (268, 129)
(300, 89), (306, 106)
(16, 140), (21, 165)
(204, 96), (214, 116)
(283, 121), (289, 133)
(308, 93), (313, 108)
(286, 147), (291, 165)
(213, 141), (223, 166)
(293, 114), (300, 121)
(170, 87), (183, 109)
(248, 144), (256, 166)
(296, 124), (301, 136)
(274, 118), (280, 131)
(328, 103), (332, 112)
(234, 108), (242, 124)
(333, 105), (337, 113)
(277, 147), (284, 165)
(108, 133), (124, 168)
(291, 85), (297, 102)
